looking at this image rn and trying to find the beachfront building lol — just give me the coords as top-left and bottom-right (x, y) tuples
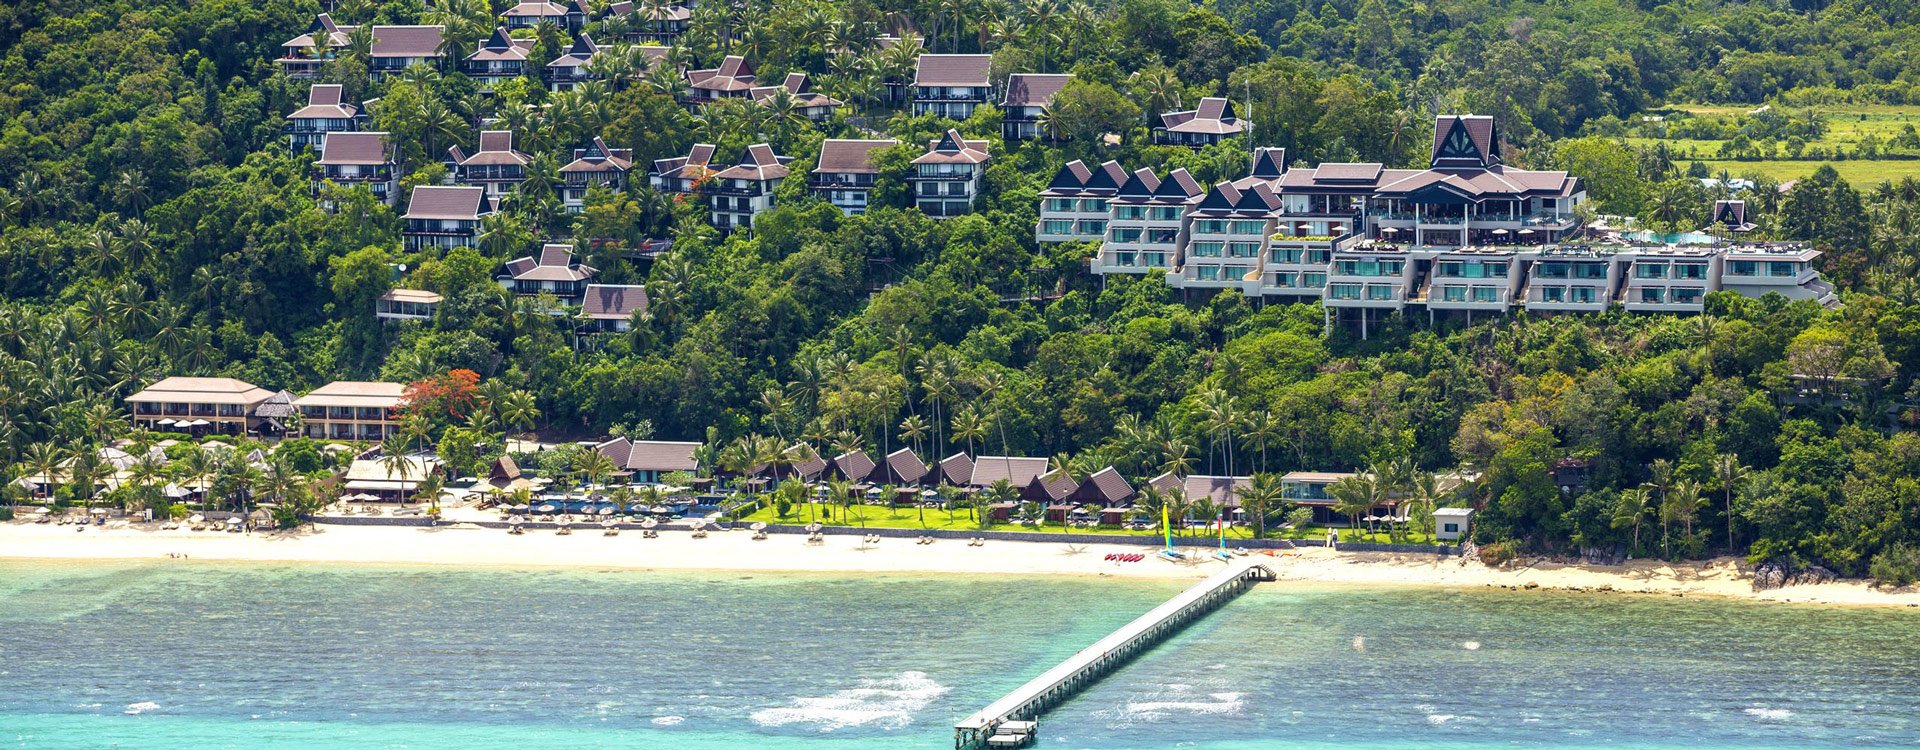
(311, 131), (397, 206)
(910, 129), (989, 218)
(1037, 159), (1126, 244)
(293, 381), (406, 441)
(403, 186), (492, 251)
(1433, 507), (1474, 541)
(557, 136), (633, 211)
(376, 289), (442, 321)
(811, 139), (896, 215)
(651, 143), (717, 194)
(1094, 167), (1203, 279)
(1002, 73), (1072, 140)
(501, 244), (598, 298)
(448, 130), (530, 200)
(594, 437), (701, 483)
(873, 449), (931, 486)
(579, 283), (649, 332)
(285, 84), (360, 153)
(703, 143), (792, 231)
(1073, 467), (1137, 525)
(463, 28), (534, 91)
(341, 455), (442, 501)
(1154, 98), (1249, 147)
(685, 55), (758, 105)
(126, 377), (277, 436)
(1148, 473), (1252, 525)
(912, 54), (994, 119)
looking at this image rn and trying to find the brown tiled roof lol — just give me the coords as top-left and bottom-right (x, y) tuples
(969, 456), (1048, 488)
(787, 444), (827, 479)
(380, 289), (442, 303)
(1146, 471), (1182, 496)
(596, 437), (701, 472)
(710, 143), (790, 180)
(288, 84), (358, 120)
(451, 131), (530, 166)
(294, 381), (406, 409)
(1114, 168), (1161, 198)
(688, 55), (757, 91)
(1024, 470), (1077, 502)
(876, 448), (930, 485)
(911, 129), (989, 165)
(652, 143), (716, 180)
(1249, 147), (1288, 179)
(506, 244), (597, 282)
(937, 453), (973, 486)
(127, 377), (273, 406)
(1431, 114), (1498, 167)
(404, 186), (487, 220)
(914, 54), (992, 86)
(468, 28), (533, 61)
(316, 132), (390, 165)
(283, 13), (350, 49)
(832, 450), (876, 481)
(580, 284), (648, 319)
(370, 25), (446, 58)
(1155, 168), (1203, 200)
(561, 137), (634, 173)
(1313, 163), (1384, 183)
(548, 35), (598, 67)
(813, 139), (896, 174)
(1180, 475), (1251, 507)
(1074, 466), (1134, 504)
(503, 1), (569, 18)
(1162, 97), (1247, 135)
(1002, 73), (1071, 107)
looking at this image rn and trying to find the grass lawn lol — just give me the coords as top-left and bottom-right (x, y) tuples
(1691, 159), (1917, 186)
(737, 503), (1446, 546)
(1617, 104), (1920, 187)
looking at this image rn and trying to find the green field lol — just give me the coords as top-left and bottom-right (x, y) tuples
(1624, 104), (1920, 185)
(735, 502), (1438, 545)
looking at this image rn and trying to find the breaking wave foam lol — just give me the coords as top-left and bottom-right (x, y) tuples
(1745, 707), (1793, 721)
(750, 671), (949, 732)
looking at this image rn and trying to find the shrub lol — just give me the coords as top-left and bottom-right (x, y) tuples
(1868, 543), (1920, 588)
(1478, 540), (1519, 567)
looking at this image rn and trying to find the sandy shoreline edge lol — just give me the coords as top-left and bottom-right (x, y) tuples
(3, 521), (1917, 608)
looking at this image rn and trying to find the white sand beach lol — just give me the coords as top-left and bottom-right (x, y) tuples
(2, 520), (1917, 607)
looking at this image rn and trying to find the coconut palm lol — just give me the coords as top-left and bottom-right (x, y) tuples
(1643, 458), (1675, 555)
(898, 414), (929, 456)
(1712, 453), (1747, 553)
(1238, 472), (1287, 539)
(1327, 473), (1381, 537)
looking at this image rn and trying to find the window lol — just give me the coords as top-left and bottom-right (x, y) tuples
(1111, 229), (1143, 243)
(1190, 241), (1223, 257)
(1305, 249), (1331, 264)
(1077, 220), (1106, 235)
(1114, 251), (1136, 267)
(1770, 261), (1798, 277)
(1575, 263), (1608, 279)
(1571, 287), (1596, 303)
(1472, 286), (1499, 303)
(1149, 207), (1182, 221)
(1639, 288), (1665, 303)
(1534, 262), (1570, 279)
(1301, 273), (1327, 287)
(1193, 219), (1227, 234)
(1196, 266), (1220, 280)
(1044, 198), (1076, 213)
(1079, 199), (1107, 213)
(1674, 264), (1708, 280)
(1728, 260), (1757, 276)
(1231, 220), (1265, 235)
(1112, 206), (1147, 220)
(1673, 288), (1704, 304)
(1041, 220), (1073, 235)
(1442, 286), (1467, 302)
(1366, 285), (1397, 301)
(1540, 286), (1566, 302)
(1147, 229), (1178, 244)
(1335, 259), (1402, 277)
(1443, 523), (1459, 533)
(1272, 273), (1297, 287)
(1328, 283), (1361, 300)
(1143, 252), (1167, 267)
(1635, 263), (1668, 279)
(1270, 247), (1302, 264)
(1228, 242), (1260, 258)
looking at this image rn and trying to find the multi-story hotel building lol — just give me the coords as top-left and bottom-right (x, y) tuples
(1090, 167), (1202, 278)
(1037, 159), (1127, 244)
(294, 381), (406, 441)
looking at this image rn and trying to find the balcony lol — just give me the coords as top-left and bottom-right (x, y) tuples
(699, 183), (768, 197)
(1428, 284), (1512, 310)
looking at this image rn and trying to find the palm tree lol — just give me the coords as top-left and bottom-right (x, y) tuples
(898, 414), (929, 457)
(1643, 459), (1675, 556)
(950, 406), (986, 458)
(1327, 473), (1381, 538)
(378, 436), (417, 504)
(1712, 453), (1747, 553)
(1406, 471), (1446, 537)
(1611, 488), (1653, 555)
(1664, 478), (1705, 557)
(1130, 67), (1182, 127)
(1159, 438), (1196, 477)
(1239, 472), (1286, 539)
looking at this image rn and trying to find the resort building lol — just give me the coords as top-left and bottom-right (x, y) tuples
(367, 25), (447, 78)
(278, 14), (352, 79)
(650, 143), (717, 194)
(810, 139), (896, 215)
(579, 283), (649, 332)
(1037, 159), (1127, 244)
(685, 55), (758, 105)
(607, 0), (689, 43)
(1093, 167), (1204, 279)
(375, 289), (442, 321)
(293, 381), (406, 441)
(960, 455), (1051, 490)
(1001, 73), (1072, 140)
(126, 377), (277, 436)
(463, 28), (534, 92)
(501, 244), (598, 298)
(341, 456), (441, 501)
(829, 450), (876, 483)
(311, 131), (397, 206)
(545, 35), (601, 91)
(702, 143), (792, 231)
(285, 84), (360, 153)
(873, 448), (931, 486)
(1148, 473), (1252, 524)
(559, 136), (634, 212)
(594, 437), (701, 483)
(912, 54), (994, 119)
(1154, 98), (1250, 147)
(402, 186), (492, 251)
(1433, 507), (1474, 541)
(750, 73), (841, 121)
(1072, 467), (1137, 524)
(1023, 471), (1079, 514)
(448, 130), (530, 200)
(909, 129), (989, 218)
(502, 1), (571, 30)
(1710, 199), (1757, 235)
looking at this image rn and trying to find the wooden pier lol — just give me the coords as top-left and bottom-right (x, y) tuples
(953, 559), (1276, 748)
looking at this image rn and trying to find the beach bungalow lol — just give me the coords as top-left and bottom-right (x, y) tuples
(448, 130), (531, 200)
(1154, 97), (1249, 147)
(910, 129), (990, 218)
(685, 55), (758, 105)
(311, 131), (397, 206)
(754, 443), (827, 482)
(1433, 507), (1474, 541)
(608, 0), (689, 43)
(967, 456), (1050, 490)
(285, 84), (361, 153)
(294, 381), (406, 441)
(253, 391), (299, 439)
(486, 456), (533, 493)
(126, 377), (276, 436)
(578, 283), (648, 332)
(594, 437), (701, 483)
(559, 136), (634, 212)
(545, 35), (600, 91)
(376, 289), (441, 321)
(403, 186), (492, 251)
(935, 452), (975, 488)
(872, 448), (930, 487)
(829, 450), (877, 485)
(1073, 466), (1135, 508)
(368, 25), (448, 78)
(810, 138), (896, 215)
(341, 455), (442, 501)
(502, 0), (571, 29)
(1001, 73), (1072, 140)
(501, 244), (598, 298)
(912, 54), (994, 119)
(1023, 470), (1078, 520)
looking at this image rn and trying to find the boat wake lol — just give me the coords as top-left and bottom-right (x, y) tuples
(1098, 687), (1246, 726)
(749, 671), (949, 732)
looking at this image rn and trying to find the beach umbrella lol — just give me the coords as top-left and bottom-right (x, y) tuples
(190, 514), (205, 523)
(600, 518), (616, 528)
(225, 516), (242, 525)
(156, 418), (176, 426)
(598, 506), (615, 516)
(536, 503), (557, 514)
(750, 522), (767, 531)
(640, 517), (658, 529)
(1492, 228), (1509, 235)
(556, 516), (572, 527)
(805, 522), (823, 533)
(689, 519), (707, 531)
(1380, 226), (1398, 233)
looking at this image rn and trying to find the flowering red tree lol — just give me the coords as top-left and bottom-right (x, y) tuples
(397, 369), (481, 424)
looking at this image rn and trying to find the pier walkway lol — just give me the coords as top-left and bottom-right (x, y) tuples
(953, 559), (1276, 748)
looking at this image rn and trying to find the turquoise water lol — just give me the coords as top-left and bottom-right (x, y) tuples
(1, 561), (1917, 748)
(1622, 230), (1721, 245)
